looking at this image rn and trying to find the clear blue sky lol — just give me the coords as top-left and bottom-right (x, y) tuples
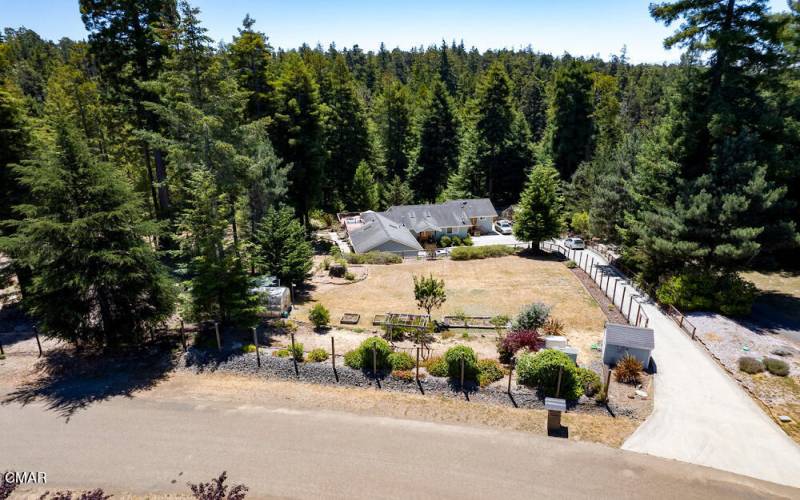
(1, 0), (792, 63)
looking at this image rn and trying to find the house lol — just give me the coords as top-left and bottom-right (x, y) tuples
(344, 199), (498, 254)
(602, 322), (654, 367)
(348, 211), (424, 254)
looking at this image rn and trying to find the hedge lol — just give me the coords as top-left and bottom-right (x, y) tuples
(516, 349), (582, 400)
(450, 245), (516, 260)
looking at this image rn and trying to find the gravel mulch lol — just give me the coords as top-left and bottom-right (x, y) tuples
(570, 267), (628, 324)
(180, 348), (642, 418)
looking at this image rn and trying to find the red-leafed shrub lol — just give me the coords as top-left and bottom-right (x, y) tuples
(498, 329), (545, 363)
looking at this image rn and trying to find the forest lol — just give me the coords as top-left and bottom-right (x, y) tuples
(0, 0), (799, 346)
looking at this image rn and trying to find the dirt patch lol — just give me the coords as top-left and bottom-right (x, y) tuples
(690, 312), (800, 443)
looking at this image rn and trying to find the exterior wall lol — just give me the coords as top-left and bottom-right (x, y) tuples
(602, 343), (651, 367)
(434, 226), (470, 240)
(475, 216), (496, 234)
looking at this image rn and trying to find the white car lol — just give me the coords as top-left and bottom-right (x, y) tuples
(494, 219), (513, 235)
(564, 237), (586, 250)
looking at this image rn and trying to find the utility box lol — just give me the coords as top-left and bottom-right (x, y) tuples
(545, 397), (566, 432)
(544, 336), (568, 349)
(557, 346), (578, 365)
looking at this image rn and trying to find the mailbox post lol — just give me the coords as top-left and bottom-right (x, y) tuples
(545, 397), (567, 434)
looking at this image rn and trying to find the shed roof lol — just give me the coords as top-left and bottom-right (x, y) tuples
(604, 323), (655, 350)
(349, 211), (423, 253)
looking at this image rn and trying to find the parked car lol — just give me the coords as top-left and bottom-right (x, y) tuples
(564, 237), (585, 250)
(494, 219), (513, 235)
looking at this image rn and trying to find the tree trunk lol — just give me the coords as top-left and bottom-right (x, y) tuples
(154, 149), (170, 213)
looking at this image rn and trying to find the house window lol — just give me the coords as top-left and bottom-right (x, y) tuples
(446, 227), (453, 234)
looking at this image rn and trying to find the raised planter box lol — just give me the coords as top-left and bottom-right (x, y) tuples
(442, 316), (502, 330)
(373, 314), (386, 326)
(340, 313), (360, 325)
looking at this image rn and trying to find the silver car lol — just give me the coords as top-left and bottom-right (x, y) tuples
(494, 219), (513, 235)
(564, 237), (585, 250)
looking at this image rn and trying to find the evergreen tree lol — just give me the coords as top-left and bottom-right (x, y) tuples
(228, 14), (273, 119)
(413, 80), (460, 202)
(178, 169), (256, 326)
(548, 59), (595, 179)
(382, 175), (414, 207)
(513, 164), (564, 244)
(254, 206), (313, 288)
(0, 118), (176, 346)
(351, 160), (379, 210)
(268, 53), (325, 224)
(438, 40), (457, 96)
(320, 56), (371, 210)
(375, 80), (414, 180)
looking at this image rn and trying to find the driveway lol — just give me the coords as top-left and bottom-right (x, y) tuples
(567, 244), (800, 488)
(471, 233), (526, 247)
(1, 373), (796, 498)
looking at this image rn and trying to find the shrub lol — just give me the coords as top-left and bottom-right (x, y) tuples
(439, 235), (452, 248)
(513, 302), (551, 330)
(541, 318), (565, 336)
(308, 303), (331, 329)
(615, 354), (643, 384)
(424, 356), (449, 377)
(450, 245), (516, 260)
(307, 348), (329, 362)
(477, 359), (505, 387)
(490, 314), (510, 333)
(497, 329), (545, 363)
(344, 271), (355, 281)
(516, 349), (583, 400)
(450, 236), (462, 246)
(391, 369), (415, 381)
(462, 235), (473, 246)
(595, 386), (608, 404)
(576, 367), (601, 396)
(241, 344), (257, 353)
(738, 356), (765, 374)
(565, 260), (577, 269)
(443, 345), (478, 380)
(571, 211), (590, 236)
(274, 348), (290, 358)
(388, 351), (415, 371)
(763, 357), (790, 376)
(344, 336), (393, 371)
(288, 342), (304, 362)
(656, 271), (757, 317)
(344, 252), (402, 265)
(188, 471), (247, 500)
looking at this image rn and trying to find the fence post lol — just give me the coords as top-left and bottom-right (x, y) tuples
(34, 325), (42, 357)
(692, 326), (696, 340)
(214, 321), (221, 351)
(180, 319), (187, 351)
(460, 358), (465, 389)
(612, 279), (618, 306)
(620, 287), (627, 311)
(372, 347), (377, 378)
(0, 337), (4, 356)
(645, 317), (649, 329)
(555, 366), (563, 398)
(679, 315), (684, 328)
(331, 337), (336, 370)
(252, 327), (261, 368)
(291, 332), (299, 376)
(636, 304), (642, 326)
(627, 298), (634, 322)
(416, 347), (420, 381)
(507, 362), (513, 394)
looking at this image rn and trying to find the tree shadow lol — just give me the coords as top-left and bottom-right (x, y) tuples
(2, 344), (177, 421)
(746, 291), (800, 339)
(0, 302), (36, 348)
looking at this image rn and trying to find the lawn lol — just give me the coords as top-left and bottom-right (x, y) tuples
(294, 254), (606, 361)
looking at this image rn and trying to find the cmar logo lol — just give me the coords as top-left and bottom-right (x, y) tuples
(3, 470), (47, 484)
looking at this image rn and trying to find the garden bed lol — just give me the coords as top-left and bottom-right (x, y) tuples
(442, 316), (503, 330)
(340, 313), (360, 325)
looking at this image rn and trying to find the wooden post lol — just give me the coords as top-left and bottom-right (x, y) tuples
(605, 367), (612, 398)
(0, 338), (4, 356)
(415, 347), (420, 381)
(679, 315), (684, 328)
(291, 332), (299, 376)
(214, 322), (221, 351)
(460, 358), (465, 389)
(620, 288), (627, 312)
(180, 320), (187, 351)
(507, 362), (513, 394)
(636, 304), (642, 326)
(645, 317), (650, 329)
(692, 325), (697, 340)
(331, 337), (336, 370)
(555, 366), (563, 398)
(252, 327), (261, 368)
(627, 298), (634, 322)
(372, 347), (377, 378)
(34, 325), (42, 357)
(612, 279), (618, 306)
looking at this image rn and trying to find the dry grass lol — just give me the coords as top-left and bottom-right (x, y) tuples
(163, 371), (639, 448)
(742, 271), (800, 299)
(295, 255), (606, 361)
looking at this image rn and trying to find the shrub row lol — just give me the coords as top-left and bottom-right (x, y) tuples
(450, 245), (517, 260)
(656, 270), (757, 317)
(437, 235), (474, 248)
(344, 251), (402, 265)
(739, 356), (790, 376)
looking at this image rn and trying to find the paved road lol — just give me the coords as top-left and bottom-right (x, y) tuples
(470, 233), (526, 247)
(1, 385), (796, 498)
(564, 244), (800, 488)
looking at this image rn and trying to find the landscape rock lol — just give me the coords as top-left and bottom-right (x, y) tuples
(778, 415), (792, 423)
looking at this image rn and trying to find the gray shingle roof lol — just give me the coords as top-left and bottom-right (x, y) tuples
(349, 211), (423, 253)
(380, 199), (497, 233)
(604, 323), (655, 350)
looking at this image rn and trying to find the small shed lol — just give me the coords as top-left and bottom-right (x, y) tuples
(602, 323), (654, 367)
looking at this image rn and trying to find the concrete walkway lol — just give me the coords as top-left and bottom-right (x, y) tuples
(567, 244), (800, 488)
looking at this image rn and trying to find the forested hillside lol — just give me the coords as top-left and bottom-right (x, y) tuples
(1, 0), (798, 344)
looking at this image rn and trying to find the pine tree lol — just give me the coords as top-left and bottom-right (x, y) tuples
(548, 59), (595, 179)
(375, 80), (414, 180)
(513, 164), (564, 244)
(351, 161), (379, 210)
(413, 80), (460, 202)
(228, 14), (273, 119)
(438, 40), (457, 96)
(0, 118), (176, 346)
(268, 53), (325, 224)
(320, 55), (371, 210)
(382, 175), (414, 207)
(254, 206), (313, 288)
